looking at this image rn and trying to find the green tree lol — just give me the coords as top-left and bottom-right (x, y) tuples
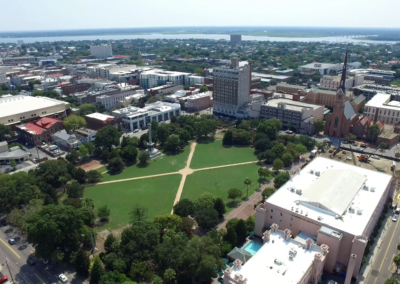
(100, 271), (131, 284)
(10, 159), (17, 170)
(194, 68), (203, 75)
(79, 104), (96, 115)
(173, 199), (195, 217)
(281, 152), (294, 167)
(235, 219), (248, 244)
(274, 172), (290, 189)
(90, 256), (105, 284)
(396, 152), (400, 159)
(107, 157), (125, 174)
(85, 170), (102, 183)
(262, 187), (275, 200)
(66, 149), (79, 164)
(78, 144), (89, 161)
(72, 248), (90, 277)
(139, 151), (150, 165)
(314, 120), (325, 133)
(228, 188), (242, 204)
(157, 125), (170, 145)
(121, 145), (138, 162)
(264, 149), (276, 164)
(394, 254), (400, 269)
(95, 126), (122, 150)
(273, 158), (284, 172)
(67, 180), (85, 198)
(223, 130), (234, 145)
(244, 177), (252, 197)
(368, 124), (381, 142)
(194, 192), (215, 212)
(73, 167), (86, 183)
(179, 129), (191, 143)
(224, 227), (237, 247)
(195, 209), (219, 229)
(272, 143), (285, 158)
(213, 198), (226, 218)
(346, 133), (357, 142)
(0, 124), (15, 141)
(104, 233), (117, 252)
(64, 116), (87, 132)
(97, 205), (111, 221)
(121, 136), (139, 148)
(130, 204), (148, 223)
(164, 269), (176, 284)
(26, 205), (85, 260)
(199, 85), (208, 93)
(385, 277), (399, 284)
(152, 276), (163, 284)
(154, 214), (183, 232)
(165, 135), (181, 153)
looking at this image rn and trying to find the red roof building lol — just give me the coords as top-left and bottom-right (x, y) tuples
(17, 117), (64, 146)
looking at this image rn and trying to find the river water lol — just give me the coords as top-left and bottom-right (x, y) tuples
(0, 33), (396, 44)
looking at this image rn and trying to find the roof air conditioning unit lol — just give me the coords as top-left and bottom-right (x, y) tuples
(296, 201), (300, 205)
(317, 216), (322, 221)
(305, 212), (308, 216)
(295, 189), (303, 195)
(290, 187), (295, 192)
(295, 208), (299, 213)
(363, 186), (369, 191)
(357, 209), (363, 215)
(291, 207), (294, 211)
(349, 207), (355, 213)
(315, 171), (320, 176)
(335, 215), (339, 219)
(371, 187), (376, 192)
(310, 170), (314, 174)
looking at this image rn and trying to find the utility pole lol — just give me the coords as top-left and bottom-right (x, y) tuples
(5, 258), (15, 284)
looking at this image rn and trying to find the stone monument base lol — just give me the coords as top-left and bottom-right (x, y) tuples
(147, 148), (163, 159)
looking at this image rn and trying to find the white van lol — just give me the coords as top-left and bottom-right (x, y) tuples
(49, 145), (58, 151)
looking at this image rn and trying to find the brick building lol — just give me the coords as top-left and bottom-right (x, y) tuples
(61, 83), (91, 96)
(84, 113), (119, 130)
(16, 117), (64, 146)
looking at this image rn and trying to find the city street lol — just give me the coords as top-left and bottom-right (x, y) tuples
(0, 224), (82, 284)
(365, 210), (400, 284)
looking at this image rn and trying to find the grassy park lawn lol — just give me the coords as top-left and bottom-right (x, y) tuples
(85, 174), (181, 231)
(182, 163), (270, 212)
(98, 145), (190, 181)
(190, 139), (257, 169)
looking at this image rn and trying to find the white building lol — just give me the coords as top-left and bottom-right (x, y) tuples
(140, 69), (190, 89)
(112, 101), (181, 131)
(0, 141), (30, 165)
(298, 63), (341, 75)
(96, 90), (145, 110)
(90, 44), (113, 59)
(320, 75), (364, 91)
(213, 59), (251, 117)
(363, 93), (400, 125)
(0, 95), (70, 126)
(255, 157), (395, 280)
(223, 229), (327, 284)
(87, 64), (139, 80)
(187, 75), (204, 85)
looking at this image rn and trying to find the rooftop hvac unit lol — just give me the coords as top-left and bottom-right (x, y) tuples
(289, 248), (297, 256)
(363, 186), (369, 191)
(370, 187), (376, 192)
(315, 171), (320, 176)
(296, 201), (300, 205)
(349, 207), (355, 213)
(274, 259), (283, 265)
(335, 215), (339, 219)
(317, 216), (322, 221)
(310, 170), (314, 174)
(295, 189), (303, 195)
(305, 212), (308, 216)
(295, 208), (299, 213)
(290, 187), (295, 192)
(357, 209), (363, 215)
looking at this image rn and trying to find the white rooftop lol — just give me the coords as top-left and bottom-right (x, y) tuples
(365, 93), (390, 108)
(229, 231), (321, 284)
(85, 112), (114, 121)
(264, 98), (321, 111)
(0, 95), (69, 118)
(267, 157), (392, 236)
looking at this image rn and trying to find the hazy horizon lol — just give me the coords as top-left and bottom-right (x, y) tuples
(1, 0), (399, 32)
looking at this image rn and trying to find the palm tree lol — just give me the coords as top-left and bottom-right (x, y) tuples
(164, 268), (176, 284)
(244, 177), (252, 197)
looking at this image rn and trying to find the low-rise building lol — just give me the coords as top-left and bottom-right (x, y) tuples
(96, 89), (145, 110)
(298, 63), (341, 75)
(349, 69), (395, 85)
(52, 130), (81, 150)
(363, 93), (400, 125)
(260, 97), (324, 132)
(353, 84), (400, 102)
(320, 75), (364, 91)
(184, 92), (213, 112)
(0, 95), (70, 126)
(0, 141), (30, 165)
(255, 157), (395, 281)
(16, 117), (64, 146)
(84, 113), (119, 130)
(140, 69), (190, 89)
(187, 75), (204, 85)
(223, 227), (328, 284)
(74, 129), (97, 143)
(112, 102), (181, 131)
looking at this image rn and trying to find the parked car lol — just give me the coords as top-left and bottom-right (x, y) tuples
(28, 257), (36, 266)
(0, 276), (8, 284)
(360, 144), (367, 148)
(42, 258), (49, 264)
(346, 157), (352, 160)
(352, 143), (358, 146)
(371, 155), (380, 159)
(59, 274), (68, 283)
(342, 140), (348, 144)
(393, 215), (398, 222)
(395, 208), (400, 214)
(285, 130), (293, 134)
(8, 238), (16, 245)
(133, 129), (139, 133)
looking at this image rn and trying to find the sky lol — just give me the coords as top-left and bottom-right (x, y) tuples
(1, 0), (400, 31)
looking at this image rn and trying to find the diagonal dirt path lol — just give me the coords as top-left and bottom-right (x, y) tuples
(192, 160), (258, 172)
(96, 171), (180, 185)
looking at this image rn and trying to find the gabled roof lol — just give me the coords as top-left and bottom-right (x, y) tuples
(358, 116), (372, 126)
(25, 123), (45, 135)
(35, 117), (62, 129)
(227, 247), (252, 264)
(376, 121), (384, 131)
(344, 101), (357, 120)
(353, 95), (366, 105)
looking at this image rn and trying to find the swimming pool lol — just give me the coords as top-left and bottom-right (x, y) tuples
(243, 241), (262, 255)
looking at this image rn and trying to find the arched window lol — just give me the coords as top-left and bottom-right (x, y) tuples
(334, 117), (339, 128)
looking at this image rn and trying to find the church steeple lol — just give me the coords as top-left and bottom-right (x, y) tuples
(339, 50), (348, 94)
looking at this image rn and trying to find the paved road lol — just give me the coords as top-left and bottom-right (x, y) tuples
(0, 224), (82, 284)
(366, 211), (400, 284)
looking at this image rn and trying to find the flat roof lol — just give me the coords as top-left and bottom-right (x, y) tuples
(300, 63), (339, 70)
(228, 230), (321, 284)
(267, 157), (392, 236)
(263, 98), (321, 111)
(365, 93), (391, 108)
(85, 113), (114, 121)
(0, 95), (69, 119)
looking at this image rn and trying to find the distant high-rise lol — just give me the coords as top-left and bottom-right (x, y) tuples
(230, 34), (242, 44)
(213, 58), (251, 117)
(90, 44), (113, 59)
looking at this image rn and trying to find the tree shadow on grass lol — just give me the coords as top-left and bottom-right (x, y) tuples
(226, 201), (240, 210)
(196, 137), (216, 144)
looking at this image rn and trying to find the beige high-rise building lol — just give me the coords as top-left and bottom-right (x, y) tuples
(90, 44), (113, 59)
